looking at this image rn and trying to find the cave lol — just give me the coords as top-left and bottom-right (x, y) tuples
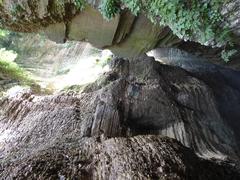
(0, 1), (240, 179)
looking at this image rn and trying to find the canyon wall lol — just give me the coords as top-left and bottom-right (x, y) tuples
(0, 56), (240, 179)
(0, 0), (240, 58)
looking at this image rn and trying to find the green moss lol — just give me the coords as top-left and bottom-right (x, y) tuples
(0, 59), (34, 86)
(0, 58), (43, 96)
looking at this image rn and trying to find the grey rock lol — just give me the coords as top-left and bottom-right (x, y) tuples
(0, 56), (240, 179)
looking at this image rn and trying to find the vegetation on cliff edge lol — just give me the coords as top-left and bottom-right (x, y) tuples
(75, 0), (236, 62)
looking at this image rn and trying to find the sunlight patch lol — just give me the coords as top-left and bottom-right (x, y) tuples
(6, 86), (31, 98)
(39, 49), (113, 92)
(0, 48), (17, 62)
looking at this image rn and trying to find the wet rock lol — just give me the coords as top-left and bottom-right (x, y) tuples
(1, 136), (239, 180)
(0, 56), (240, 179)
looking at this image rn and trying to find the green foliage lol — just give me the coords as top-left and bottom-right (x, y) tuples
(10, 4), (26, 16)
(99, 0), (120, 20)
(0, 58), (41, 95)
(74, 0), (86, 10)
(98, 0), (232, 45)
(0, 30), (9, 38)
(0, 48), (34, 85)
(121, 0), (141, 15)
(96, 0), (236, 61)
(124, 0), (231, 46)
(0, 48), (17, 61)
(0, 59), (31, 83)
(221, 49), (238, 62)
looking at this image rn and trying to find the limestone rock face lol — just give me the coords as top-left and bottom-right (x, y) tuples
(0, 1), (184, 58)
(66, 5), (179, 58)
(0, 1), (240, 57)
(0, 0), (180, 58)
(1, 135), (239, 180)
(68, 5), (120, 48)
(0, 56), (240, 179)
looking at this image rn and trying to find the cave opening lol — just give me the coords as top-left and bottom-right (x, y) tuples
(0, 1), (240, 179)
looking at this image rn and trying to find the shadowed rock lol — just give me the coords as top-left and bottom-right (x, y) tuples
(0, 56), (240, 179)
(1, 0), (240, 58)
(1, 135), (239, 180)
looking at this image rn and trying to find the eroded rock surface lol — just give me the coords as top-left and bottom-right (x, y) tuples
(1, 136), (239, 180)
(1, 0), (240, 68)
(0, 0), (180, 58)
(0, 56), (240, 179)
(1, 0), (239, 58)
